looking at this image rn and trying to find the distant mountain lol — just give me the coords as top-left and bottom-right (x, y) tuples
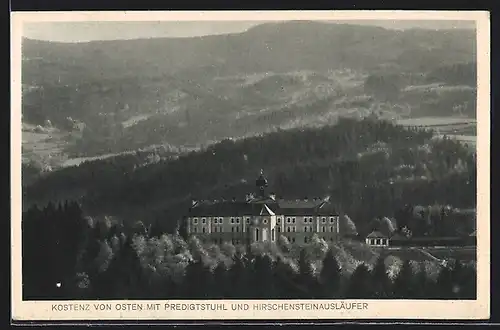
(22, 21), (476, 82)
(21, 21), (477, 168)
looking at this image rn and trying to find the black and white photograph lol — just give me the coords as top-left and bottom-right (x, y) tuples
(11, 11), (490, 321)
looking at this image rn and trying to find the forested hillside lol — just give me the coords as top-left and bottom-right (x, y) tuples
(23, 201), (477, 300)
(24, 117), (476, 237)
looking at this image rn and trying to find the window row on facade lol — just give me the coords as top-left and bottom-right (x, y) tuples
(191, 217), (269, 225)
(278, 216), (338, 224)
(190, 226), (245, 233)
(277, 226), (336, 233)
(191, 217), (251, 225)
(191, 225), (338, 234)
(190, 216), (338, 225)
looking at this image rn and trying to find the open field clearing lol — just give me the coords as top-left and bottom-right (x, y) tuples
(61, 152), (134, 167)
(121, 114), (153, 128)
(384, 246), (476, 262)
(22, 129), (69, 167)
(397, 116), (476, 148)
(23, 127), (129, 170)
(421, 246), (477, 262)
(331, 240), (475, 264)
(396, 116), (476, 127)
(383, 247), (444, 262)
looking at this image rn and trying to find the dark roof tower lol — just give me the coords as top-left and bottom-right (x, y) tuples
(255, 169), (268, 197)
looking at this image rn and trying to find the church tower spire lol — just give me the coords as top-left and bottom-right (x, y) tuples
(255, 169), (268, 197)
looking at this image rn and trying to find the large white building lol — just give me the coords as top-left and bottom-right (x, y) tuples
(186, 170), (340, 245)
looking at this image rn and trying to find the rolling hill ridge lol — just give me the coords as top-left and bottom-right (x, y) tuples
(21, 21), (477, 178)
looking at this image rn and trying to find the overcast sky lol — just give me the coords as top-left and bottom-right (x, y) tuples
(23, 20), (476, 43)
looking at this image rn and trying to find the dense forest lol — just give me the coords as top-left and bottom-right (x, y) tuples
(22, 202), (476, 300)
(24, 117), (476, 237)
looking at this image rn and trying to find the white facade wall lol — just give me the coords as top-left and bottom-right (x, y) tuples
(187, 214), (339, 244)
(365, 237), (389, 247)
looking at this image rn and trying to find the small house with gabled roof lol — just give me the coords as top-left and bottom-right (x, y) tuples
(365, 231), (389, 247)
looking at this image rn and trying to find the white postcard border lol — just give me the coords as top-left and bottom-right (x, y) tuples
(11, 10), (491, 321)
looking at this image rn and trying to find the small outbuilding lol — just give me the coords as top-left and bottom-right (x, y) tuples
(365, 231), (389, 247)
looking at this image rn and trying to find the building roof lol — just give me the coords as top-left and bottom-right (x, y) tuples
(247, 196), (278, 204)
(187, 197), (337, 217)
(277, 199), (323, 209)
(260, 204), (275, 216)
(187, 171), (337, 217)
(188, 200), (258, 217)
(366, 231), (387, 238)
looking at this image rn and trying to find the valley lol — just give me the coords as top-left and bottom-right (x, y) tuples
(21, 68), (477, 174)
(21, 22), (476, 177)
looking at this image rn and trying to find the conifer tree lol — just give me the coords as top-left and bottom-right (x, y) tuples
(95, 236), (144, 299)
(414, 262), (431, 298)
(73, 272), (92, 299)
(319, 249), (341, 298)
(22, 206), (50, 299)
(228, 253), (250, 298)
(346, 264), (372, 298)
(435, 265), (454, 299)
(253, 254), (276, 298)
(371, 256), (392, 298)
(176, 218), (188, 241)
(182, 256), (213, 298)
(458, 263), (477, 300)
(213, 261), (229, 298)
(393, 260), (414, 298)
(148, 219), (165, 238)
(450, 259), (463, 283)
(450, 260), (476, 299)
(161, 273), (179, 299)
(22, 202), (88, 299)
(297, 248), (319, 298)
(273, 256), (298, 298)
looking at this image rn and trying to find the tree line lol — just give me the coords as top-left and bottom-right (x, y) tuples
(24, 117), (476, 237)
(22, 202), (476, 300)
